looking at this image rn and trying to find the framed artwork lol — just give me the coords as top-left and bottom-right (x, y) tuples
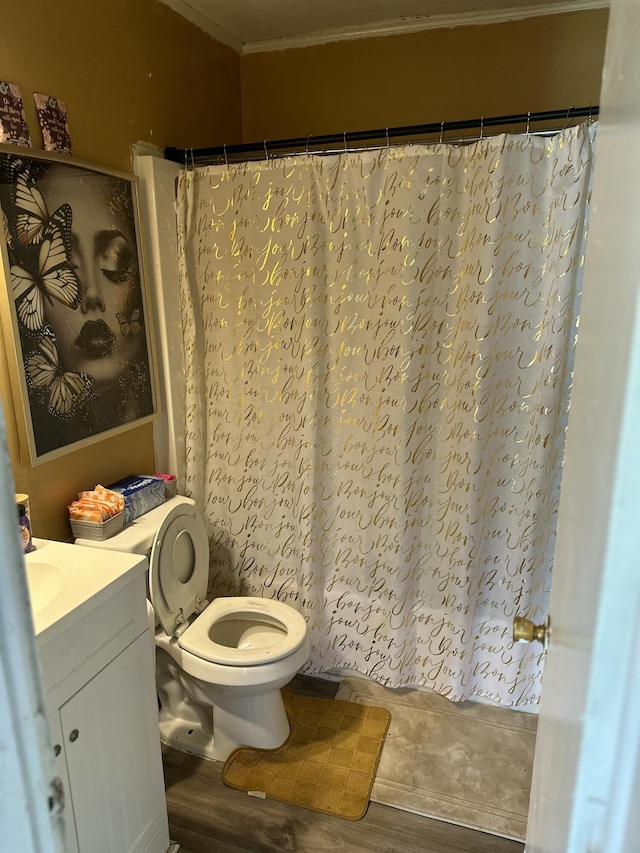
(0, 145), (158, 465)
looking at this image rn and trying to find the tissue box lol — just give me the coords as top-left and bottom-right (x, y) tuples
(155, 473), (177, 498)
(108, 475), (165, 524)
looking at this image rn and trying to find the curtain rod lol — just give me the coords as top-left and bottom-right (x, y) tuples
(164, 105), (598, 166)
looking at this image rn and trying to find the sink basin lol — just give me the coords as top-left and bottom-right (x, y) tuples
(24, 538), (147, 640)
(25, 560), (65, 614)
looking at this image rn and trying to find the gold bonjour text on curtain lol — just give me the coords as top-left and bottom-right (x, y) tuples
(175, 124), (595, 706)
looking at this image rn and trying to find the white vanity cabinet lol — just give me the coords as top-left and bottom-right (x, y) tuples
(33, 544), (170, 853)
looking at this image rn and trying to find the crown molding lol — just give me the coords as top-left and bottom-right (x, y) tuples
(161, 0), (244, 52)
(242, 1), (609, 55)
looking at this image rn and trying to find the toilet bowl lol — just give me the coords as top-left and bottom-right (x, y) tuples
(76, 496), (310, 762)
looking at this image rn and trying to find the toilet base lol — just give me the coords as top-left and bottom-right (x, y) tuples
(155, 637), (310, 762)
(212, 688), (291, 761)
(158, 687), (291, 763)
(159, 711), (218, 761)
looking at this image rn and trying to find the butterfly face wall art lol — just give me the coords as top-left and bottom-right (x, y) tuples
(0, 148), (157, 464)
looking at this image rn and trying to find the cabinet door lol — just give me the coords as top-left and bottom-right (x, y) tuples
(60, 631), (168, 853)
(47, 710), (79, 853)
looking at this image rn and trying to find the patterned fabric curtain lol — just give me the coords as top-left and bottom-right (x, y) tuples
(175, 123), (595, 707)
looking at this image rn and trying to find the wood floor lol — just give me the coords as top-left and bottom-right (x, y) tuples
(163, 675), (526, 853)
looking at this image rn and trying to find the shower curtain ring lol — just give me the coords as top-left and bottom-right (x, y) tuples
(343, 131), (347, 152)
(190, 148), (195, 169)
(223, 144), (228, 166)
(385, 127), (390, 150)
(439, 121), (445, 145)
(263, 140), (268, 161)
(563, 106), (574, 129)
(526, 112), (531, 136)
(480, 117), (484, 140)
(306, 134), (311, 156)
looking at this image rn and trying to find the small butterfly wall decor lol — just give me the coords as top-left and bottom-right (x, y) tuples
(26, 335), (92, 418)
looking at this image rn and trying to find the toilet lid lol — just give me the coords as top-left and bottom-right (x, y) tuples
(148, 501), (210, 637)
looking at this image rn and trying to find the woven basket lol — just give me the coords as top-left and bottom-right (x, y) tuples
(70, 511), (124, 541)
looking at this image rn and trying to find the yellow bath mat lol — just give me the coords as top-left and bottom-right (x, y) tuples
(221, 690), (391, 820)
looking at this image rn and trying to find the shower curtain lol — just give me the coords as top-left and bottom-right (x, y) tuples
(175, 123), (595, 707)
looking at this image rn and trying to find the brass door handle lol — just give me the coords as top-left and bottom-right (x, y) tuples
(513, 615), (550, 651)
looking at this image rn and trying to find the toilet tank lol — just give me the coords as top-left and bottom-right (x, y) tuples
(74, 495), (197, 556)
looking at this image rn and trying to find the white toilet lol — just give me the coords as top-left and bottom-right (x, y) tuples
(77, 496), (309, 762)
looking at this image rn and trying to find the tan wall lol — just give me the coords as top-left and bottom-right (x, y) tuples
(241, 10), (609, 142)
(0, 0), (242, 540)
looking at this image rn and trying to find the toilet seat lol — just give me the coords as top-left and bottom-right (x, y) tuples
(177, 597), (308, 666)
(148, 500), (210, 638)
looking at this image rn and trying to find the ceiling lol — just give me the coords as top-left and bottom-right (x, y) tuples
(159, 0), (606, 54)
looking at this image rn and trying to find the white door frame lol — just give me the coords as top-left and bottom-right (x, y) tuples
(526, 0), (640, 849)
(0, 427), (66, 852)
